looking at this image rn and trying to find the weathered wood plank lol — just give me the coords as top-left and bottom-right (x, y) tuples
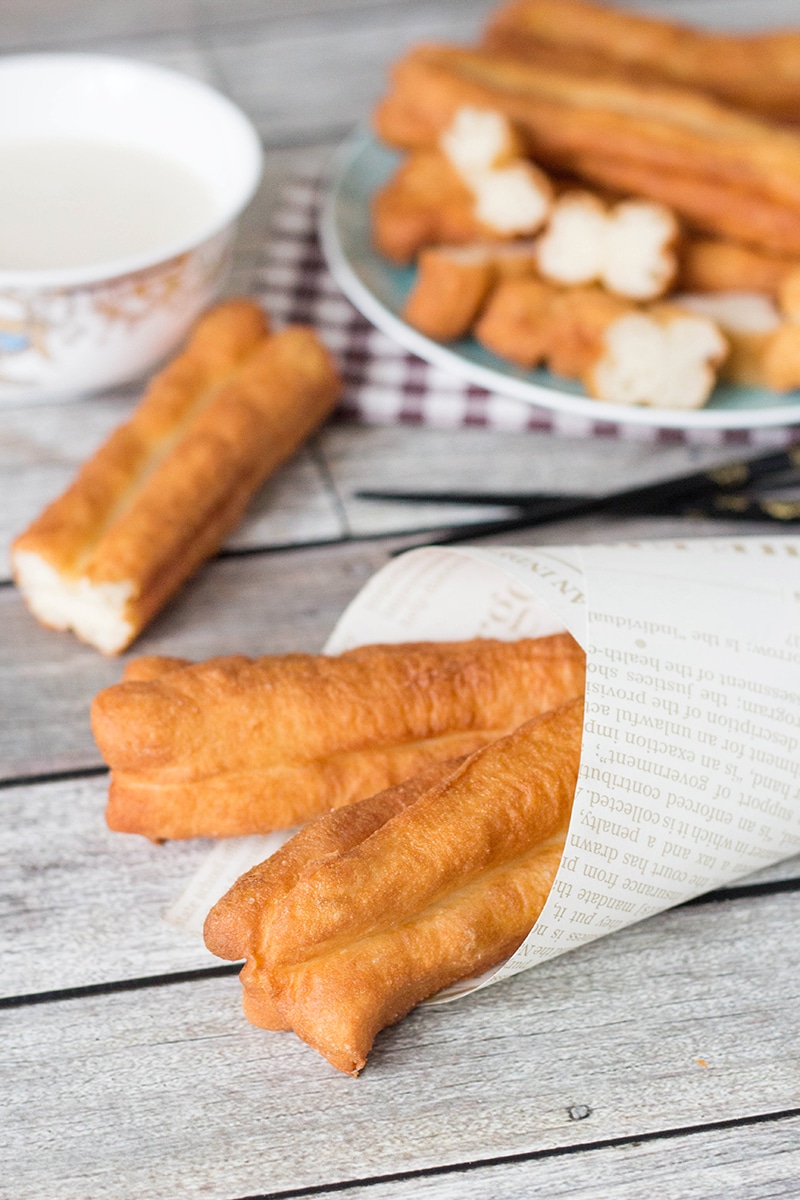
(2, 0), (797, 59)
(0, 538), (404, 779)
(208, 3), (487, 146)
(0, 508), (782, 782)
(331, 1113), (800, 1199)
(0, 775), (220, 998)
(1, 391), (763, 585)
(319, 424), (750, 539)
(3, 891), (799, 1199)
(2, 768), (796, 1000)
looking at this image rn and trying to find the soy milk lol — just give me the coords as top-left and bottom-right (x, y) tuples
(0, 138), (217, 270)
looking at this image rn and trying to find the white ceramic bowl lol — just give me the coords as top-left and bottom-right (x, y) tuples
(0, 54), (263, 404)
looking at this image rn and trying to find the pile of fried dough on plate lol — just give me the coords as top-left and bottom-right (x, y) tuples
(372, 0), (800, 409)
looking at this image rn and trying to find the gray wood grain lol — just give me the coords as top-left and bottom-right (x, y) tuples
(0, 775), (220, 998)
(0, 537), (402, 779)
(331, 1114), (800, 1199)
(2, 0), (797, 58)
(2, 392), (767, 584)
(1, 509), (784, 782)
(3, 891), (799, 1199)
(319, 424), (753, 539)
(2, 766), (796, 1000)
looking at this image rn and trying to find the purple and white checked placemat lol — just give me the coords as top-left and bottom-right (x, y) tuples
(255, 176), (799, 448)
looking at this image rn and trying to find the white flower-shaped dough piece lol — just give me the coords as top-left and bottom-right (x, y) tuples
(471, 164), (552, 236)
(536, 193), (607, 286)
(589, 310), (727, 409)
(537, 193), (678, 300)
(440, 107), (523, 176)
(604, 202), (679, 300)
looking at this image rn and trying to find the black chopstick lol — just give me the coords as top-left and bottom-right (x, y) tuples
(357, 489), (589, 507)
(369, 445), (800, 547)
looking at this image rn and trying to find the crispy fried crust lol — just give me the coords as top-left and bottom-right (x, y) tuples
(485, 0), (800, 123)
(12, 304), (341, 654)
(204, 698), (583, 1075)
(403, 245), (496, 339)
(679, 239), (800, 298)
(92, 634), (586, 839)
(371, 150), (481, 264)
(374, 45), (800, 254)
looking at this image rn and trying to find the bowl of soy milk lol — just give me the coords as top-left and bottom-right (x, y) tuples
(0, 54), (262, 403)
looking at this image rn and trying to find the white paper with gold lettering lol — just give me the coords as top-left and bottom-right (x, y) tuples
(167, 536), (800, 1002)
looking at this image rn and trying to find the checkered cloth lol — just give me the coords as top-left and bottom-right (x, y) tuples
(255, 176), (799, 447)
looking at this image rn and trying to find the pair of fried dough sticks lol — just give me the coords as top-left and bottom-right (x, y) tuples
(93, 634), (586, 1074)
(12, 301), (340, 654)
(92, 632), (585, 838)
(205, 696), (584, 1076)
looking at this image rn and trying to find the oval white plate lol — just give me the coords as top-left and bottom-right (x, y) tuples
(320, 131), (800, 431)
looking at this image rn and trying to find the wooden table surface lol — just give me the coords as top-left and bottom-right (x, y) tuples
(2, 1), (800, 1197)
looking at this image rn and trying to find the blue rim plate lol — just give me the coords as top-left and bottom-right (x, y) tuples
(319, 130), (800, 432)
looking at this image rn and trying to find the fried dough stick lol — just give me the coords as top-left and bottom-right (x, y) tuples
(374, 46), (800, 253)
(679, 239), (800, 298)
(12, 303), (341, 653)
(205, 698), (583, 1075)
(485, 0), (800, 124)
(92, 633), (586, 839)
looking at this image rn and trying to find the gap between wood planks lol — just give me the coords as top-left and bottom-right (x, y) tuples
(1, 875), (798, 1012)
(226, 1106), (800, 1200)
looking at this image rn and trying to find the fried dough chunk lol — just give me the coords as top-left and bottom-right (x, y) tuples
(674, 293), (782, 387)
(205, 697), (583, 1075)
(536, 191), (679, 301)
(476, 277), (727, 408)
(12, 303), (341, 653)
(402, 240), (539, 340)
(92, 633), (586, 839)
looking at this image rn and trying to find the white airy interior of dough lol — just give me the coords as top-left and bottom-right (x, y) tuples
(440, 107), (513, 175)
(536, 195), (606, 285)
(592, 312), (725, 409)
(13, 550), (135, 655)
(604, 203), (676, 300)
(472, 165), (550, 235)
(537, 195), (675, 299)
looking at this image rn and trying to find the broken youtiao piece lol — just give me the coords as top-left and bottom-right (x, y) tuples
(204, 696), (584, 1076)
(372, 106), (551, 265)
(402, 240), (539, 340)
(535, 190), (679, 301)
(673, 292), (783, 388)
(92, 633), (586, 839)
(11, 301), (341, 654)
(475, 277), (727, 409)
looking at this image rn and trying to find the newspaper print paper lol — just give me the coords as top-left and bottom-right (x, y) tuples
(168, 536), (800, 1003)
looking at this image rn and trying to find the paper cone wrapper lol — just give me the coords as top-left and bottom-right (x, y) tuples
(167, 535), (800, 1003)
